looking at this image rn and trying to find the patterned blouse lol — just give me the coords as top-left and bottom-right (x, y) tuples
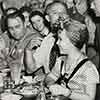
(50, 54), (99, 95)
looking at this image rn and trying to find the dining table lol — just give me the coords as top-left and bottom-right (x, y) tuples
(0, 68), (70, 100)
(0, 68), (46, 100)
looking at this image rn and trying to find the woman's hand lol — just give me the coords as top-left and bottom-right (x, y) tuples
(26, 37), (43, 50)
(49, 84), (71, 97)
(33, 75), (45, 83)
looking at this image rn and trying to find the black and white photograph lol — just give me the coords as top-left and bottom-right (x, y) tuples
(0, 0), (100, 100)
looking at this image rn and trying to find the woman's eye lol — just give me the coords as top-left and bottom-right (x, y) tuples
(37, 20), (41, 22)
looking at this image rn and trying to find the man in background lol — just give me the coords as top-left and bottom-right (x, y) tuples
(90, 0), (100, 73)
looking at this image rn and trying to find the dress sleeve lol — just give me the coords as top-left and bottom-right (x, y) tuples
(84, 61), (99, 84)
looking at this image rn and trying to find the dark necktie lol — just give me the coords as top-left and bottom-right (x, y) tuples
(49, 44), (60, 71)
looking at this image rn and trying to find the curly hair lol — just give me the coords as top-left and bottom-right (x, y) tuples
(65, 21), (89, 49)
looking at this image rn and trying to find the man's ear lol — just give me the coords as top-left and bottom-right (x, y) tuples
(45, 15), (50, 22)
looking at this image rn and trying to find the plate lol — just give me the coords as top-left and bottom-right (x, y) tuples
(1, 93), (22, 100)
(0, 68), (10, 73)
(13, 85), (40, 97)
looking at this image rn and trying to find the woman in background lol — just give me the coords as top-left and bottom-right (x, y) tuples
(24, 10), (58, 76)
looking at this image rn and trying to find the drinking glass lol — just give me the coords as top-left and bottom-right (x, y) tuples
(9, 61), (21, 85)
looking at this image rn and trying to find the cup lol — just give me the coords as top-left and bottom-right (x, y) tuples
(10, 62), (21, 85)
(0, 73), (4, 87)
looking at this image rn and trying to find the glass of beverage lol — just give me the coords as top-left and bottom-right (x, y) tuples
(9, 61), (21, 85)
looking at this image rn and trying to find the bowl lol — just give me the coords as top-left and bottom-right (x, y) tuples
(13, 85), (39, 98)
